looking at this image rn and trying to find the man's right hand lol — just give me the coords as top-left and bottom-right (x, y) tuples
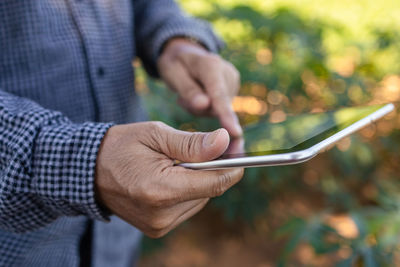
(95, 122), (244, 238)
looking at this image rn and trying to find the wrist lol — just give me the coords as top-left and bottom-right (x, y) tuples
(95, 125), (122, 205)
(161, 37), (207, 57)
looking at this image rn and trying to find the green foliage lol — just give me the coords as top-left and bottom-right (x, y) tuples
(139, 0), (400, 265)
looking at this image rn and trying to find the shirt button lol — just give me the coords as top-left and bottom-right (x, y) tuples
(97, 67), (105, 77)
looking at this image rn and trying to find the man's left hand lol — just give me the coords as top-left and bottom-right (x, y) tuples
(157, 38), (243, 137)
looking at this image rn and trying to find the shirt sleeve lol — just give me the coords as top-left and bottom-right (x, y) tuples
(133, 0), (225, 76)
(0, 90), (113, 233)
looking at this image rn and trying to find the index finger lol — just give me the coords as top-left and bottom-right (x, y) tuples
(202, 72), (243, 137)
(215, 101), (242, 137)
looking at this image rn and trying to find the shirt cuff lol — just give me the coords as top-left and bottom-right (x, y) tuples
(32, 121), (114, 222)
(145, 17), (225, 77)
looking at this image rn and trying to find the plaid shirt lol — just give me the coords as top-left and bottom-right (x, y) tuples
(0, 0), (222, 266)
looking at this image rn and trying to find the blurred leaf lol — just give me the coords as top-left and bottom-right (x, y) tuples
(141, 0), (400, 264)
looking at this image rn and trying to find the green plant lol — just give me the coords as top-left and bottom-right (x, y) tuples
(138, 1), (400, 265)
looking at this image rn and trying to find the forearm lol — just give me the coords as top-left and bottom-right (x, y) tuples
(0, 90), (112, 233)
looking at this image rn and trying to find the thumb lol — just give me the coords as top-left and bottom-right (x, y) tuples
(158, 126), (230, 163)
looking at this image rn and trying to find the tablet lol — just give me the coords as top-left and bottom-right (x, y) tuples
(179, 103), (395, 170)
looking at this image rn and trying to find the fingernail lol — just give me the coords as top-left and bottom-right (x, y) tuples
(233, 116), (243, 136)
(203, 129), (221, 148)
(234, 124), (243, 136)
(193, 94), (209, 109)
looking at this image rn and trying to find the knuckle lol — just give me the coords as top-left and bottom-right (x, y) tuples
(147, 121), (165, 140)
(185, 86), (200, 99)
(232, 68), (241, 83)
(239, 168), (245, 177)
(149, 198), (165, 208)
(147, 229), (168, 239)
(224, 64), (240, 92)
(206, 54), (222, 65)
(235, 168), (245, 181)
(212, 88), (227, 98)
(213, 186), (225, 197)
(181, 133), (201, 159)
(214, 172), (233, 197)
(148, 121), (166, 132)
(149, 216), (172, 233)
(227, 61), (238, 72)
(141, 188), (167, 208)
(198, 54), (222, 71)
(146, 121), (169, 148)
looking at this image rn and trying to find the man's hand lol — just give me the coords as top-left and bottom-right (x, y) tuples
(157, 38), (243, 137)
(95, 122), (244, 238)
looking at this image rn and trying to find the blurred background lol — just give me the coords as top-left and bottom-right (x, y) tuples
(137, 0), (400, 266)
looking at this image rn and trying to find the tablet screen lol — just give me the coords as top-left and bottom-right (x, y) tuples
(222, 104), (385, 159)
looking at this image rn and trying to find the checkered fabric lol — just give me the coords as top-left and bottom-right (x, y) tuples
(0, 0), (223, 266)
